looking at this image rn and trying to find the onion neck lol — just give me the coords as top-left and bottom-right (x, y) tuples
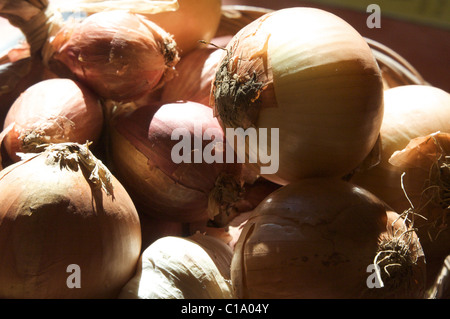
(207, 172), (244, 226)
(212, 50), (266, 129)
(42, 142), (114, 196)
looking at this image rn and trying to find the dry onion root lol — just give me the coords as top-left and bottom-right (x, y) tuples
(231, 178), (426, 299)
(210, 7), (384, 185)
(388, 132), (450, 289)
(118, 233), (234, 299)
(0, 78), (103, 165)
(0, 142), (141, 298)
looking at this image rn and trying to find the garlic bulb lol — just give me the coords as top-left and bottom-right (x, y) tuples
(118, 234), (234, 299)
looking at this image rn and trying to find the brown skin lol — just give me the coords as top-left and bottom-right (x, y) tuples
(231, 178), (426, 299)
(0, 146), (141, 298)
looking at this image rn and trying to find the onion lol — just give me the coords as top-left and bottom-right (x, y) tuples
(0, 142), (141, 298)
(142, 0), (223, 56)
(231, 178), (426, 299)
(43, 10), (179, 102)
(210, 7), (383, 185)
(118, 233), (234, 299)
(351, 85), (450, 214)
(1, 78), (103, 165)
(388, 132), (450, 290)
(109, 101), (244, 224)
(160, 46), (224, 106)
(350, 85), (450, 292)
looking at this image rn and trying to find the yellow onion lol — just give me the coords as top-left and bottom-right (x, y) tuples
(118, 233), (234, 299)
(351, 85), (450, 215)
(1, 78), (103, 164)
(210, 7), (383, 185)
(109, 101), (244, 224)
(160, 46), (224, 106)
(0, 142), (141, 298)
(142, 0), (223, 56)
(43, 10), (179, 102)
(231, 178), (426, 299)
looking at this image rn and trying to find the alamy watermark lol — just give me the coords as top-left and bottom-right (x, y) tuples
(367, 4), (381, 28)
(170, 125), (280, 175)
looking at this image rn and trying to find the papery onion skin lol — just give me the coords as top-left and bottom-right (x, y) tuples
(211, 7), (384, 185)
(0, 143), (141, 299)
(118, 234), (234, 299)
(350, 85), (450, 291)
(388, 132), (450, 290)
(2, 78), (103, 162)
(143, 0), (223, 56)
(110, 101), (243, 223)
(231, 178), (426, 299)
(351, 85), (450, 216)
(44, 10), (179, 102)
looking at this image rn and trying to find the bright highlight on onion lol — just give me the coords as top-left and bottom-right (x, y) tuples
(119, 233), (234, 299)
(1, 78), (103, 164)
(231, 178), (426, 299)
(0, 142), (141, 298)
(210, 7), (384, 185)
(43, 10), (179, 102)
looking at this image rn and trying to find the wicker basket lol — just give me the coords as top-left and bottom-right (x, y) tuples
(216, 5), (428, 89)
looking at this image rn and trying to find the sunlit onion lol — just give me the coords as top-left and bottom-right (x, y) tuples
(231, 178), (426, 299)
(43, 10), (179, 102)
(119, 233), (234, 299)
(0, 142), (141, 298)
(210, 7), (383, 185)
(1, 78), (103, 165)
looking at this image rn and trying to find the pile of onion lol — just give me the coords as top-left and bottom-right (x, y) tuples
(349, 85), (450, 286)
(231, 178), (426, 299)
(210, 7), (384, 185)
(0, 78), (103, 167)
(0, 142), (141, 298)
(42, 10), (180, 102)
(109, 100), (245, 224)
(119, 233), (234, 299)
